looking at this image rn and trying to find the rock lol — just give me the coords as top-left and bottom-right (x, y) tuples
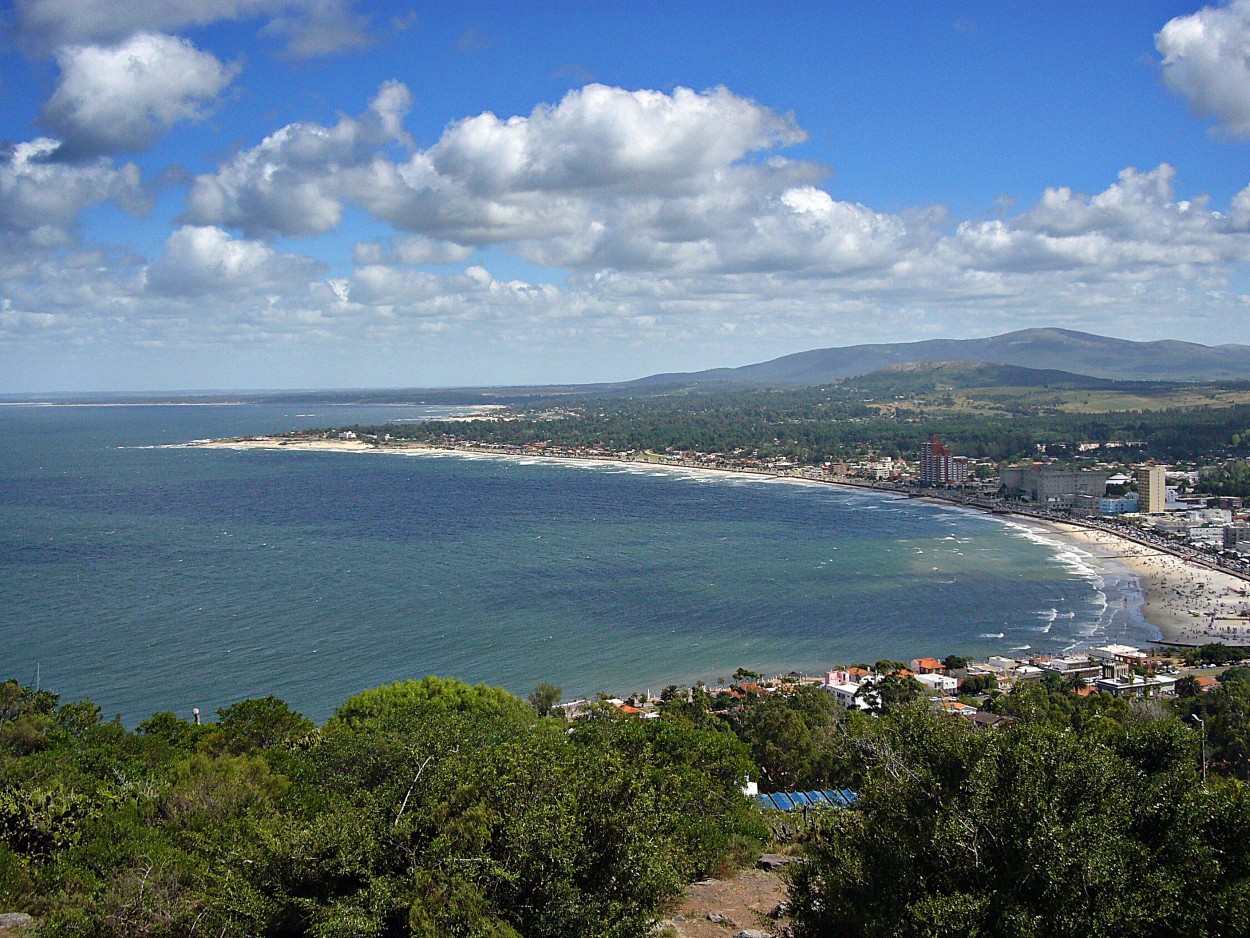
(707, 911), (737, 925)
(0, 914), (35, 932)
(755, 853), (796, 871)
(732, 930), (771, 938)
(767, 901), (789, 919)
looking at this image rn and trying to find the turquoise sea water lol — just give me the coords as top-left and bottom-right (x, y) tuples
(0, 403), (1156, 724)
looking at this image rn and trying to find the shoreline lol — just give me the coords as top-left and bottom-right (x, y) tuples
(1021, 519), (1250, 648)
(195, 435), (1250, 650)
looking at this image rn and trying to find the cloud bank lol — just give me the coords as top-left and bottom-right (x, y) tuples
(14, 0), (371, 58)
(2, 78), (1249, 386)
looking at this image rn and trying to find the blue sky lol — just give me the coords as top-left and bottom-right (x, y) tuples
(2, 0), (1249, 391)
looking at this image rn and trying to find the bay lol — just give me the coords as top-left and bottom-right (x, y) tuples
(0, 402), (1155, 724)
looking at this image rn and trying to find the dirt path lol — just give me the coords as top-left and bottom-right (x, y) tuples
(661, 867), (789, 937)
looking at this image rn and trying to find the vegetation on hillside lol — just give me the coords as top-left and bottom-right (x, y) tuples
(5, 670), (1250, 936)
(0, 677), (766, 936)
(789, 707), (1250, 937)
(330, 375), (1250, 464)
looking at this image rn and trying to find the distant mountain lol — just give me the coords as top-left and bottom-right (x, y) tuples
(838, 361), (1155, 395)
(633, 329), (1250, 386)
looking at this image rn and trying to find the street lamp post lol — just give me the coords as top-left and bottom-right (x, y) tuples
(1191, 714), (1207, 782)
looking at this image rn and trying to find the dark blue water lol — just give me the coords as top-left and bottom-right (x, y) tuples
(0, 403), (1153, 724)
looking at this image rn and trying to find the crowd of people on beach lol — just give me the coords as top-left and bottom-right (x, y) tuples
(1108, 544), (1250, 645)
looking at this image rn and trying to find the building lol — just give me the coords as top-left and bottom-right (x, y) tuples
(999, 465), (1109, 509)
(820, 670), (874, 711)
(919, 436), (969, 485)
(935, 699), (978, 717)
(1094, 672), (1177, 698)
(1137, 465), (1167, 514)
(916, 673), (959, 694)
(1225, 525), (1250, 554)
(1100, 494), (1139, 515)
(1042, 656), (1102, 681)
(1089, 644), (1150, 666)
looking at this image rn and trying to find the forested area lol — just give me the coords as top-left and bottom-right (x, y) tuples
(336, 386), (1250, 465)
(1199, 460), (1250, 498)
(0, 677), (765, 936)
(6, 671), (1250, 936)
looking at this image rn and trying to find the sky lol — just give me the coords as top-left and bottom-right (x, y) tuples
(2, 1), (1250, 392)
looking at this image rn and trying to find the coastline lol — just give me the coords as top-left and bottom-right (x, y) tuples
(196, 436), (1250, 650)
(1022, 519), (1250, 648)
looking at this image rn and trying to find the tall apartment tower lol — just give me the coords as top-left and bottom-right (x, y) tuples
(1136, 465), (1166, 514)
(920, 435), (969, 485)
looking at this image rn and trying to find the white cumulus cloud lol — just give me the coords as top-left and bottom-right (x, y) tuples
(6, 79), (1248, 386)
(350, 84), (813, 249)
(183, 81), (412, 236)
(146, 225), (322, 296)
(0, 138), (144, 246)
(41, 33), (240, 156)
(186, 82), (821, 257)
(1157, 0), (1250, 139)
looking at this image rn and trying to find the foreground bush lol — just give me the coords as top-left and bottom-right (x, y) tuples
(788, 706), (1250, 938)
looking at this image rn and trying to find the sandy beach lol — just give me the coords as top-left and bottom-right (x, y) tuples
(193, 436), (786, 482)
(1031, 521), (1250, 647)
(197, 436), (1250, 649)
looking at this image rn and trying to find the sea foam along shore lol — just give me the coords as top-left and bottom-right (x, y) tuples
(1026, 520), (1250, 648)
(196, 436), (1250, 649)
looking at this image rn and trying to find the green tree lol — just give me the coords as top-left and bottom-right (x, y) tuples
(735, 687), (844, 790)
(959, 673), (997, 695)
(857, 674), (926, 714)
(215, 695), (315, 752)
(136, 711), (214, 751)
(0, 680), (58, 723)
(409, 871), (522, 938)
(527, 683), (562, 717)
(1175, 675), (1202, 698)
(331, 676), (535, 728)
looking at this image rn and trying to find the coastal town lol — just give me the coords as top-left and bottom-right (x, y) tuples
(575, 639), (1229, 732)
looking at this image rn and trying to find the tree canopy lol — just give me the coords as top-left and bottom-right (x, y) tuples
(788, 705), (1250, 938)
(0, 677), (766, 936)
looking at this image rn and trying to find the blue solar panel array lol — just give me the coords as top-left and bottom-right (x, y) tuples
(753, 789), (857, 811)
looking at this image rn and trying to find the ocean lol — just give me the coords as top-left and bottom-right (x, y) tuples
(0, 402), (1156, 724)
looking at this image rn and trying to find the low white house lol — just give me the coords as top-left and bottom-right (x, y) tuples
(821, 669), (877, 710)
(1043, 657), (1102, 681)
(916, 673), (958, 694)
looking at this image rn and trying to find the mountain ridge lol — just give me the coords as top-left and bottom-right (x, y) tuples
(633, 328), (1250, 385)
